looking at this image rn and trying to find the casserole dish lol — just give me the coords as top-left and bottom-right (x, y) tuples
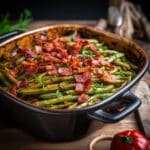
(0, 24), (149, 141)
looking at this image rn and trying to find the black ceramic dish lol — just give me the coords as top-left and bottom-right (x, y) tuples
(0, 25), (149, 141)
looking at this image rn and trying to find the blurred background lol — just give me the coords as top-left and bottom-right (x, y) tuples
(0, 0), (149, 20)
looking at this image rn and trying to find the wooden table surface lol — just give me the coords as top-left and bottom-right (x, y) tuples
(0, 21), (149, 150)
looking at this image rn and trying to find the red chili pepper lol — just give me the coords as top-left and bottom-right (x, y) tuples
(110, 130), (150, 150)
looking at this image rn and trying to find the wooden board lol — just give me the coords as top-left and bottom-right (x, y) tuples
(0, 21), (149, 150)
(132, 41), (150, 138)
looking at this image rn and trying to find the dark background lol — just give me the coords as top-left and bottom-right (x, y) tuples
(0, 0), (149, 20)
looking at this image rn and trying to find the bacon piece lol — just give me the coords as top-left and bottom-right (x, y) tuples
(44, 42), (54, 52)
(16, 80), (28, 89)
(59, 37), (67, 43)
(21, 61), (38, 75)
(71, 39), (89, 55)
(78, 94), (90, 104)
(91, 59), (99, 66)
(75, 72), (92, 92)
(77, 67), (89, 73)
(87, 43), (97, 52)
(56, 47), (68, 58)
(75, 83), (84, 93)
(98, 58), (113, 67)
(72, 33), (81, 42)
(19, 80), (28, 88)
(87, 56), (113, 68)
(41, 35), (47, 41)
(43, 53), (61, 63)
(35, 45), (42, 54)
(69, 56), (81, 69)
(75, 72), (91, 83)
(100, 71), (117, 84)
(25, 50), (36, 59)
(75, 74), (87, 83)
(58, 67), (72, 76)
(92, 68), (103, 77)
(84, 76), (92, 91)
(9, 86), (17, 96)
(53, 40), (66, 49)
(46, 65), (57, 75)
(9, 68), (18, 77)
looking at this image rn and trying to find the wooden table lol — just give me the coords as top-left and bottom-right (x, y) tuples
(0, 21), (149, 150)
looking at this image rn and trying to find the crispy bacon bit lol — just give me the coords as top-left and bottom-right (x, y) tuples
(77, 67), (89, 73)
(19, 80), (29, 88)
(87, 43), (97, 52)
(44, 42), (54, 52)
(92, 68), (103, 76)
(75, 83), (84, 93)
(87, 56), (113, 68)
(16, 80), (28, 89)
(56, 47), (68, 58)
(46, 65), (57, 75)
(98, 58), (113, 67)
(75, 72), (92, 92)
(9, 86), (17, 96)
(58, 67), (72, 76)
(72, 33), (81, 42)
(41, 35), (47, 41)
(43, 53), (61, 63)
(53, 40), (66, 49)
(59, 37), (67, 43)
(25, 50), (36, 58)
(75, 72), (91, 83)
(35, 45), (42, 54)
(10, 68), (18, 77)
(91, 59), (99, 66)
(100, 71), (117, 84)
(21, 61), (38, 75)
(75, 74), (86, 83)
(71, 39), (88, 55)
(78, 94), (90, 104)
(69, 56), (81, 69)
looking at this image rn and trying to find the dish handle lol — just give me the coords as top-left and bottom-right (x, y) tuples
(88, 91), (141, 123)
(0, 30), (24, 42)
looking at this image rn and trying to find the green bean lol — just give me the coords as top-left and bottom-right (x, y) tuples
(3, 67), (17, 83)
(39, 93), (58, 99)
(18, 84), (59, 95)
(0, 71), (11, 87)
(77, 93), (113, 108)
(86, 39), (99, 43)
(18, 82), (75, 95)
(50, 102), (74, 109)
(30, 76), (74, 88)
(114, 59), (131, 69)
(114, 70), (135, 78)
(16, 56), (25, 65)
(97, 48), (118, 55)
(65, 31), (77, 43)
(112, 80), (128, 93)
(90, 85), (114, 94)
(107, 53), (124, 63)
(93, 77), (123, 84)
(40, 89), (63, 99)
(122, 58), (138, 70)
(65, 90), (76, 95)
(67, 102), (78, 109)
(64, 85), (114, 95)
(59, 82), (75, 90)
(17, 73), (27, 80)
(127, 61), (138, 70)
(34, 95), (79, 107)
